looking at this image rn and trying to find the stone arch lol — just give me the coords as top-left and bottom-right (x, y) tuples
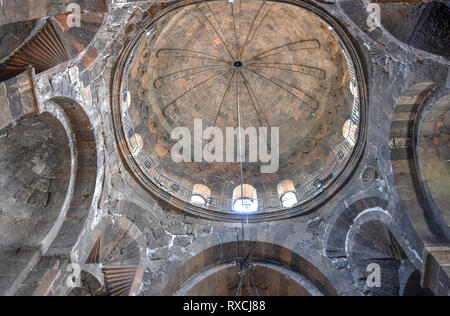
(0, 0), (109, 81)
(417, 94), (450, 237)
(389, 82), (449, 244)
(324, 196), (389, 259)
(325, 198), (438, 296)
(176, 262), (323, 296)
(0, 19), (72, 82)
(378, 2), (449, 57)
(43, 97), (99, 255)
(339, 1), (450, 58)
(33, 69), (106, 257)
(75, 215), (148, 296)
(346, 217), (408, 296)
(0, 91), (101, 295)
(51, 0), (109, 71)
(152, 232), (359, 296)
(390, 84), (450, 295)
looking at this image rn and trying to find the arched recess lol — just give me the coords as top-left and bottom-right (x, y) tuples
(0, 113), (72, 245)
(77, 215), (148, 296)
(417, 95), (450, 236)
(324, 197), (389, 259)
(0, 0), (108, 27)
(0, 113), (73, 296)
(390, 83), (450, 295)
(415, 92), (449, 296)
(160, 239), (358, 297)
(346, 217), (408, 296)
(51, 0), (109, 71)
(44, 97), (98, 255)
(339, 1), (450, 57)
(0, 93), (100, 295)
(378, 2), (449, 57)
(0, 19), (38, 61)
(390, 82), (449, 244)
(176, 262), (323, 296)
(324, 197), (432, 296)
(0, 0), (108, 81)
(389, 82), (450, 296)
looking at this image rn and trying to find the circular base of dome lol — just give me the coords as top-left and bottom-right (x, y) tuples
(111, 0), (368, 222)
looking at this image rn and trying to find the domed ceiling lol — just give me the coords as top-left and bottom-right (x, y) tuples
(115, 0), (363, 219)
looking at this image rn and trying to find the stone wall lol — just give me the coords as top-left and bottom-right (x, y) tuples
(339, 0), (450, 58)
(0, 0), (449, 296)
(0, 113), (72, 296)
(0, 68), (39, 130)
(419, 95), (450, 228)
(0, 19), (37, 60)
(0, 0), (107, 26)
(0, 114), (71, 248)
(48, 0), (449, 296)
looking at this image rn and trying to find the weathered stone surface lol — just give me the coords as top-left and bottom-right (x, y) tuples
(30, 178), (51, 193)
(1, 0), (449, 297)
(174, 236), (191, 248)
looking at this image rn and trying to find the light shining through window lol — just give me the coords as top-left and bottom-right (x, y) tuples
(233, 198), (259, 213)
(281, 192), (298, 208)
(190, 194), (206, 206)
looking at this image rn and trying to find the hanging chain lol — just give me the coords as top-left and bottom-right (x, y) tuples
(235, 65), (258, 297)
